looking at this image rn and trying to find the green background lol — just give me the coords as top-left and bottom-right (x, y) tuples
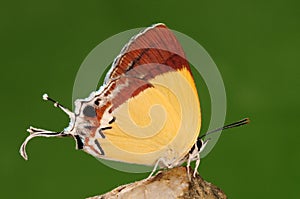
(1, 0), (299, 198)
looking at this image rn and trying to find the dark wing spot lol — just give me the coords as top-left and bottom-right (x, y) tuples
(75, 135), (84, 150)
(196, 139), (203, 150)
(98, 129), (105, 138)
(94, 99), (101, 106)
(83, 105), (97, 117)
(109, 117), (116, 124)
(101, 126), (112, 131)
(126, 48), (150, 72)
(189, 138), (203, 153)
(94, 140), (105, 155)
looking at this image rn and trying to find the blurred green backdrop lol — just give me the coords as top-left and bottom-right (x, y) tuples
(1, 0), (299, 198)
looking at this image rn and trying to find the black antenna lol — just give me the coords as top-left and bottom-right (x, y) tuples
(199, 118), (250, 140)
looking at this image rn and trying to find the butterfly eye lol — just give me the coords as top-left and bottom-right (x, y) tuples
(83, 105), (97, 117)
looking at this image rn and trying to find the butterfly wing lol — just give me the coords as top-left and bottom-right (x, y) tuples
(83, 24), (201, 166)
(104, 23), (190, 83)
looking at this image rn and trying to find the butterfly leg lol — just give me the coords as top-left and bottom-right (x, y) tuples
(193, 152), (200, 177)
(186, 153), (193, 180)
(187, 138), (210, 178)
(147, 158), (162, 179)
(147, 157), (171, 179)
(193, 139), (210, 177)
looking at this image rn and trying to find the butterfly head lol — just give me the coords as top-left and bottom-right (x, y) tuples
(19, 93), (103, 160)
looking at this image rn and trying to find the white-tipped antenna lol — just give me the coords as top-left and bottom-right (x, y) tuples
(19, 127), (64, 160)
(42, 93), (74, 119)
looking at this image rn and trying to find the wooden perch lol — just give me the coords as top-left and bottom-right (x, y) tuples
(87, 167), (227, 199)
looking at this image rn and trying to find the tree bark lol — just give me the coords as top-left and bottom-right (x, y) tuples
(87, 167), (227, 199)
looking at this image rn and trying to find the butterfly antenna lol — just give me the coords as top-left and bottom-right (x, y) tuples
(199, 118), (250, 140)
(42, 94), (74, 118)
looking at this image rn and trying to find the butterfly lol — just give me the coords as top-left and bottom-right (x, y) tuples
(20, 23), (249, 177)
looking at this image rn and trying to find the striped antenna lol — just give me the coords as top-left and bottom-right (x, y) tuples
(199, 118), (250, 139)
(42, 94), (74, 118)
